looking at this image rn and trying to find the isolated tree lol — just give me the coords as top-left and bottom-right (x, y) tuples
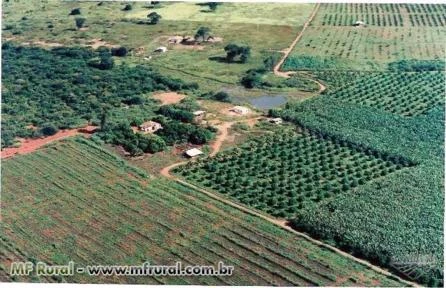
(194, 26), (211, 42)
(40, 124), (58, 136)
(69, 8), (81, 15)
(147, 12), (161, 24)
(75, 17), (86, 29)
(224, 43), (251, 63)
(111, 46), (128, 57)
(122, 3), (132, 11)
(207, 2), (219, 11)
(212, 91), (230, 102)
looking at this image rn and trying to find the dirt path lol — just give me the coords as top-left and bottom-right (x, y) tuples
(160, 116), (261, 177)
(209, 121), (233, 157)
(1, 126), (98, 159)
(273, 3), (326, 93)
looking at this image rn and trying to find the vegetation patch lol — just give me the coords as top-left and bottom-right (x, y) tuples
(271, 93), (444, 287)
(175, 129), (412, 218)
(1, 43), (199, 148)
(326, 71), (445, 117)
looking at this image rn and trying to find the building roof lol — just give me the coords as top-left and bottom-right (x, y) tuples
(193, 110), (206, 116)
(270, 117), (283, 123)
(154, 46), (167, 52)
(185, 148), (203, 157)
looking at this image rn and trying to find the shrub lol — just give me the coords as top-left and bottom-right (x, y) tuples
(40, 124), (58, 136)
(69, 8), (81, 15)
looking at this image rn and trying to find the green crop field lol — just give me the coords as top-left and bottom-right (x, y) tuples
(326, 72), (445, 116)
(0, 138), (403, 285)
(271, 85), (444, 286)
(312, 4), (446, 27)
(175, 130), (412, 218)
(283, 3), (446, 71)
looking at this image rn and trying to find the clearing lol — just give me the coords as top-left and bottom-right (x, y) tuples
(152, 92), (187, 105)
(0, 126), (97, 159)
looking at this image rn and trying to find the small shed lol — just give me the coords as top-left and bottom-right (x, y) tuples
(230, 106), (250, 115)
(139, 121), (162, 133)
(154, 46), (167, 53)
(269, 117), (283, 124)
(185, 148), (203, 158)
(193, 110), (206, 121)
(353, 20), (366, 27)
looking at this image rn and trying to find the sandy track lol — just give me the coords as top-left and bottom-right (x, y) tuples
(273, 3), (326, 93)
(1, 126), (97, 159)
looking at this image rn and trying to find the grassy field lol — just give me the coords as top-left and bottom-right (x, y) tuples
(0, 137), (404, 285)
(127, 2), (315, 26)
(2, 0), (316, 94)
(283, 4), (446, 71)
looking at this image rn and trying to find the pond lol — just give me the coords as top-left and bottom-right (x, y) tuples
(249, 95), (287, 110)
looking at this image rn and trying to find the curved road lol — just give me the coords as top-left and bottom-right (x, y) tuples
(273, 3), (326, 93)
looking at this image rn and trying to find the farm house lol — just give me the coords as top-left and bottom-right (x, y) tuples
(353, 20), (366, 27)
(185, 148), (203, 158)
(139, 121), (162, 133)
(269, 118), (283, 124)
(193, 110), (206, 122)
(230, 106), (250, 115)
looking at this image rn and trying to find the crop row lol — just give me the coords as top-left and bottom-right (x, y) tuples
(176, 130), (411, 218)
(328, 72), (445, 117)
(284, 27), (445, 70)
(314, 4), (446, 26)
(1, 139), (402, 285)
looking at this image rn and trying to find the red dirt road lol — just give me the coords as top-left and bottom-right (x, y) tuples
(1, 126), (98, 159)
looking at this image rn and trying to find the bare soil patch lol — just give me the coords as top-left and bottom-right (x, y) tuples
(152, 92), (186, 105)
(1, 125), (98, 159)
(87, 38), (119, 49)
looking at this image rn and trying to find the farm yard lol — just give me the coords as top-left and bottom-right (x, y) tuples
(0, 138), (404, 286)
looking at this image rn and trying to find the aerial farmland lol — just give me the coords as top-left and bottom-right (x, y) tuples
(1, 1), (444, 287)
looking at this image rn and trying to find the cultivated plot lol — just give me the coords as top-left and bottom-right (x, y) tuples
(175, 130), (412, 218)
(328, 71), (445, 117)
(283, 3), (446, 70)
(0, 138), (403, 286)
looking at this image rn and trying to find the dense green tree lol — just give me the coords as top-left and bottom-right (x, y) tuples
(194, 26), (211, 42)
(147, 12), (161, 24)
(69, 8), (81, 15)
(75, 17), (86, 29)
(224, 43), (251, 63)
(122, 3), (132, 11)
(40, 124), (58, 136)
